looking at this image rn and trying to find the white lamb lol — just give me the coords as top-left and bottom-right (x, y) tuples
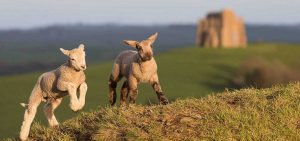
(108, 33), (169, 106)
(19, 44), (88, 141)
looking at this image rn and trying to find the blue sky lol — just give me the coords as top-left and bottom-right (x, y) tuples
(0, 0), (299, 29)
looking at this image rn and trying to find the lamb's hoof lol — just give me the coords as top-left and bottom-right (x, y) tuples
(109, 100), (116, 106)
(128, 103), (136, 108)
(50, 123), (59, 127)
(19, 136), (28, 141)
(72, 110), (79, 113)
(119, 103), (127, 110)
(71, 108), (79, 113)
(70, 105), (80, 112)
(160, 98), (169, 105)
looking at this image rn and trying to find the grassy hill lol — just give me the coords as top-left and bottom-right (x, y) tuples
(6, 83), (300, 140)
(1, 43), (300, 138)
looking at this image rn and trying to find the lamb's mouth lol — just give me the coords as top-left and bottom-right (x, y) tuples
(140, 55), (152, 62)
(73, 66), (82, 71)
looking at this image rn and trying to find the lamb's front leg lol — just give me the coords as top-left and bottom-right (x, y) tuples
(128, 77), (138, 104)
(150, 74), (169, 105)
(66, 83), (81, 112)
(152, 82), (169, 105)
(57, 81), (81, 112)
(77, 82), (87, 110)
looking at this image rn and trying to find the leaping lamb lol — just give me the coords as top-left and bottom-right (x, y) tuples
(19, 44), (88, 141)
(108, 33), (169, 107)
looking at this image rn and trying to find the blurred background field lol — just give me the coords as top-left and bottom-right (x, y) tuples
(1, 24), (300, 75)
(1, 43), (300, 138)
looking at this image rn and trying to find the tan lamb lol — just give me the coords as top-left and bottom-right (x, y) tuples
(19, 44), (87, 141)
(108, 33), (169, 106)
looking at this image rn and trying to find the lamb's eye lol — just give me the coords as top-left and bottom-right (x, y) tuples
(71, 58), (76, 61)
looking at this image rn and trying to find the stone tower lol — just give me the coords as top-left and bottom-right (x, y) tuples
(196, 9), (247, 48)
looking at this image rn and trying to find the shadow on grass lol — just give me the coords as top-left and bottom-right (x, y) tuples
(144, 98), (176, 106)
(198, 63), (238, 92)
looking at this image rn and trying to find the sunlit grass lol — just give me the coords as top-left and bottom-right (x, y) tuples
(5, 83), (300, 140)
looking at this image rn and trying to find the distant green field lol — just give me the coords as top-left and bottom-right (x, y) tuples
(1, 43), (300, 138)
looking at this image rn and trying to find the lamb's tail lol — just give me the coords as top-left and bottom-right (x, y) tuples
(20, 103), (28, 108)
(20, 74), (44, 109)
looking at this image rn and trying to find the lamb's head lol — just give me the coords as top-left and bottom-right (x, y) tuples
(123, 33), (158, 61)
(60, 44), (86, 71)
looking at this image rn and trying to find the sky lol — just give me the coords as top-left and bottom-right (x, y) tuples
(0, 0), (299, 29)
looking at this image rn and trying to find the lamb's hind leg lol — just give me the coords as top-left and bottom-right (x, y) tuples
(108, 74), (119, 106)
(43, 98), (62, 127)
(120, 80), (129, 107)
(129, 77), (138, 104)
(20, 90), (42, 141)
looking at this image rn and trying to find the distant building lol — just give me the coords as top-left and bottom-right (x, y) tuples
(196, 9), (247, 48)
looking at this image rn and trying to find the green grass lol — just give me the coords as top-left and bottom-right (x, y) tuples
(1, 43), (300, 138)
(6, 83), (300, 140)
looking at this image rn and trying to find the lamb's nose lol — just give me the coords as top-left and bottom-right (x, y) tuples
(81, 65), (86, 70)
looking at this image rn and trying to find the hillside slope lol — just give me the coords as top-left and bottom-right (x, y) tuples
(7, 83), (300, 140)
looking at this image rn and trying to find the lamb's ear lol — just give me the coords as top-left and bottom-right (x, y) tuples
(147, 32), (158, 45)
(78, 44), (85, 51)
(123, 40), (138, 48)
(60, 48), (69, 56)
